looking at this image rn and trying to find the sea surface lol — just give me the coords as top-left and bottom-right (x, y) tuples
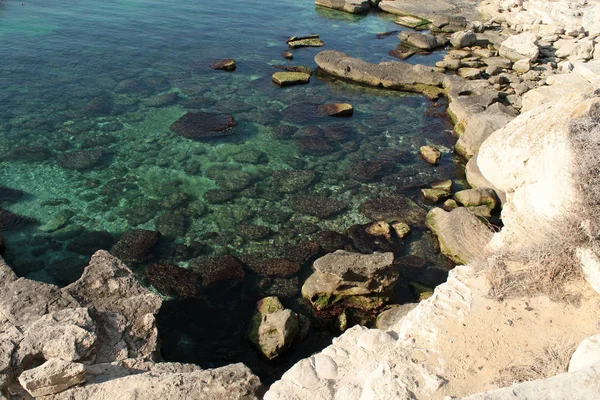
(0, 0), (462, 383)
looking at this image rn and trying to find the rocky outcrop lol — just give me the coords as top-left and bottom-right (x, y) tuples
(315, 0), (370, 14)
(0, 252), (263, 399)
(302, 251), (398, 311)
(248, 297), (301, 360)
(314, 50), (444, 96)
(426, 207), (494, 264)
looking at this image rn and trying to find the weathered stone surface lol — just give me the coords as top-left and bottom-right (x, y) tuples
(426, 207), (493, 264)
(420, 145), (441, 165)
(465, 157), (506, 204)
(272, 72), (311, 87)
(315, 50), (444, 94)
(499, 32), (539, 61)
(51, 362), (263, 400)
(379, 0), (469, 20)
(569, 334), (600, 372)
(110, 230), (160, 264)
(451, 30), (477, 48)
(248, 297), (300, 360)
(287, 35), (324, 49)
(18, 308), (97, 363)
(399, 31), (447, 51)
(376, 303), (418, 330)
(395, 15), (430, 29)
(170, 112), (236, 140)
(302, 250), (398, 310)
(19, 359), (86, 397)
(462, 364), (600, 400)
(456, 102), (517, 159)
(64, 251), (162, 362)
(210, 59), (236, 71)
(315, 0), (370, 14)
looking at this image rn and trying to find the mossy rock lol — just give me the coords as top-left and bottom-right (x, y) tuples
(408, 282), (434, 301)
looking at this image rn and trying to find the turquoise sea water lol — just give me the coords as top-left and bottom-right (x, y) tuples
(0, 0), (462, 383)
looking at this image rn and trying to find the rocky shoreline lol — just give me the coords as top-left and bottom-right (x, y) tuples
(2, 0), (600, 398)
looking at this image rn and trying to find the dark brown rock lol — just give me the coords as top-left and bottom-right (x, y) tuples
(146, 264), (201, 297)
(192, 255), (246, 288)
(170, 112), (236, 140)
(110, 230), (160, 263)
(210, 59), (236, 71)
(289, 195), (347, 219)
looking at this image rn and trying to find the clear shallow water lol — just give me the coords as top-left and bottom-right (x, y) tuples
(0, 0), (462, 383)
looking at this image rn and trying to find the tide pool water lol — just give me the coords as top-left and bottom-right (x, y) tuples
(0, 0), (462, 383)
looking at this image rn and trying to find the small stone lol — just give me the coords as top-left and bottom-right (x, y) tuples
(419, 145), (441, 165)
(19, 359), (86, 397)
(450, 30), (477, 48)
(512, 58), (531, 73)
(248, 297), (300, 359)
(457, 67), (482, 79)
(421, 188), (451, 203)
(282, 51), (293, 60)
(391, 221), (411, 239)
(210, 59), (236, 71)
(442, 198), (459, 211)
(287, 35), (324, 49)
(365, 221), (392, 240)
(272, 72), (311, 87)
(431, 179), (452, 192)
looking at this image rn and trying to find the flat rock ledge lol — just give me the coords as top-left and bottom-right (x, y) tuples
(315, 0), (370, 14)
(314, 50), (445, 98)
(0, 251), (263, 399)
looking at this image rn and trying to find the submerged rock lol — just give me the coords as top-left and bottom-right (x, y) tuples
(316, 103), (354, 117)
(302, 250), (398, 312)
(210, 59), (236, 71)
(282, 51), (293, 60)
(146, 264), (201, 297)
(360, 195), (427, 227)
(316, 230), (352, 253)
(203, 189), (236, 204)
(170, 112), (236, 140)
(248, 297), (300, 359)
(347, 160), (392, 182)
(289, 195), (347, 219)
(346, 223), (405, 255)
(238, 224), (272, 240)
(272, 169), (316, 193)
(191, 255), (246, 289)
(0, 186), (24, 203)
(59, 149), (107, 170)
(9, 146), (52, 162)
(110, 229), (160, 263)
(243, 256), (301, 278)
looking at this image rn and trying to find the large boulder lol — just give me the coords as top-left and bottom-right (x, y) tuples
(499, 32), (539, 62)
(248, 297), (301, 360)
(315, 0), (370, 13)
(302, 250), (398, 311)
(426, 207), (493, 265)
(314, 50), (444, 95)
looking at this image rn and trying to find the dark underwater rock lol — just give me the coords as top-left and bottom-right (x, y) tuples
(295, 137), (339, 155)
(66, 231), (115, 255)
(272, 170), (315, 194)
(242, 255), (301, 278)
(0, 186), (24, 203)
(0, 208), (36, 231)
(346, 223), (405, 255)
(0, 234), (4, 254)
(170, 112), (236, 140)
(147, 263), (201, 297)
(58, 149), (107, 171)
(81, 134), (117, 149)
(282, 241), (321, 264)
(211, 169), (254, 192)
(9, 146), (52, 162)
(191, 255), (246, 289)
(315, 230), (351, 253)
(110, 229), (160, 263)
(238, 224), (272, 240)
(203, 189), (236, 204)
(289, 195), (347, 219)
(347, 160), (393, 182)
(210, 59), (236, 71)
(155, 211), (188, 238)
(232, 149), (268, 164)
(359, 195), (428, 227)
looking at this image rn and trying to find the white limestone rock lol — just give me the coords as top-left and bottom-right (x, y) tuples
(19, 359), (87, 397)
(499, 32), (539, 61)
(569, 333), (600, 372)
(315, 0), (370, 14)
